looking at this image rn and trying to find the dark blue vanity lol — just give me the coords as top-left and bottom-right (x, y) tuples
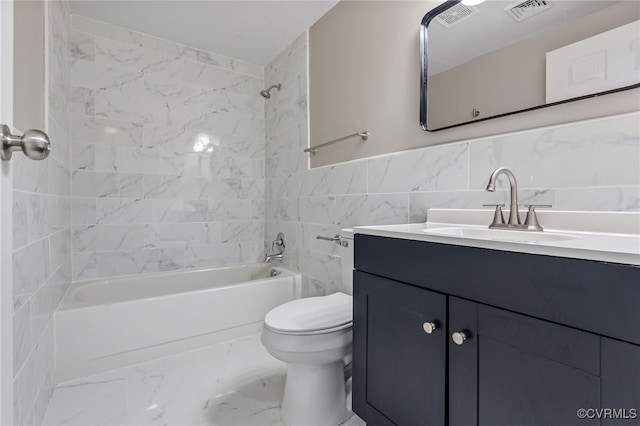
(353, 234), (640, 426)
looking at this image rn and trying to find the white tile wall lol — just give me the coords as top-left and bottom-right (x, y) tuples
(69, 15), (266, 281)
(264, 32), (640, 297)
(12, 2), (72, 425)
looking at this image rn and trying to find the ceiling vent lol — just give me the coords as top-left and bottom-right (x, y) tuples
(506, 0), (551, 21)
(435, 3), (479, 29)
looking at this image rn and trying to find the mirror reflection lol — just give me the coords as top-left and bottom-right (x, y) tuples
(420, 0), (640, 131)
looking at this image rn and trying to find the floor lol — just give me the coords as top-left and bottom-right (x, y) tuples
(43, 334), (366, 426)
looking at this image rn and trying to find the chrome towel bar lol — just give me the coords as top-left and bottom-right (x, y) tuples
(304, 131), (369, 155)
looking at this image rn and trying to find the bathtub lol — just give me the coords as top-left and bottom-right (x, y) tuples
(55, 264), (301, 383)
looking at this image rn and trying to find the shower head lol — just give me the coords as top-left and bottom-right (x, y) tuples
(260, 84), (281, 99)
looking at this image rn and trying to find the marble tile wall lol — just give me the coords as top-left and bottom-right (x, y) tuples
(68, 16), (266, 281)
(264, 32), (640, 297)
(12, 1), (72, 425)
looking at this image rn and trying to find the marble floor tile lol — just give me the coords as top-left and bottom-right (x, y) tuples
(43, 334), (366, 426)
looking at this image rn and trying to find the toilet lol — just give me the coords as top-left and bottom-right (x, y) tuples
(261, 228), (354, 426)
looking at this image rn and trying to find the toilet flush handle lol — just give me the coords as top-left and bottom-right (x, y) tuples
(316, 235), (348, 247)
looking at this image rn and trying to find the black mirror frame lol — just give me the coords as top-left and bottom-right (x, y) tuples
(419, 0), (640, 132)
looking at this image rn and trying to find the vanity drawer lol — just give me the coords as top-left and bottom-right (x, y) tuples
(354, 234), (640, 345)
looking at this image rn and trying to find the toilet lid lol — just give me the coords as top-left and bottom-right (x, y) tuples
(264, 292), (353, 333)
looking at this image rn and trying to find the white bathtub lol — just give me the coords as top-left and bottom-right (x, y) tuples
(55, 264), (301, 383)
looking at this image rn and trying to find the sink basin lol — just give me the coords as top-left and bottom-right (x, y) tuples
(422, 227), (576, 243)
(353, 209), (640, 265)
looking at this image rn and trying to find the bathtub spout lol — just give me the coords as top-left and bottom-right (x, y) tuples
(264, 253), (283, 263)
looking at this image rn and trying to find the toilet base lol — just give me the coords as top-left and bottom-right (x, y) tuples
(280, 360), (350, 426)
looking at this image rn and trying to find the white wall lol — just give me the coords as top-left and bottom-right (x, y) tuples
(265, 32), (640, 297)
(68, 16), (266, 281)
(12, 1), (72, 424)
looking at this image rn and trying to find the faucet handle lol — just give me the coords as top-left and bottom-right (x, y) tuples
(271, 232), (286, 253)
(483, 203), (506, 226)
(523, 204), (552, 231)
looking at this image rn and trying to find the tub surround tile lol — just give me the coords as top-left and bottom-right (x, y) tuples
(95, 198), (150, 224)
(70, 30), (94, 60)
(25, 194), (49, 243)
(13, 156), (49, 194)
(13, 240), (51, 300)
(71, 58), (98, 90)
(71, 198), (97, 225)
(143, 223), (217, 248)
(184, 60), (261, 97)
(70, 87), (95, 115)
(49, 230), (72, 273)
(218, 220), (264, 244)
(97, 248), (184, 277)
(45, 118), (71, 169)
(71, 114), (143, 147)
(13, 304), (32, 375)
(185, 242), (262, 270)
(72, 224), (145, 252)
(94, 37), (183, 81)
(72, 252), (98, 282)
(13, 192), (29, 249)
(143, 35), (197, 60)
(71, 143), (95, 172)
(94, 145), (184, 176)
(72, 171), (144, 198)
(194, 49), (264, 79)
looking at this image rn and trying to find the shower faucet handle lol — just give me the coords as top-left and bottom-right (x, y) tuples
(271, 232), (286, 254)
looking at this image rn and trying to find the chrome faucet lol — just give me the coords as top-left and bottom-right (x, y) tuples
(264, 232), (286, 263)
(485, 167), (551, 231)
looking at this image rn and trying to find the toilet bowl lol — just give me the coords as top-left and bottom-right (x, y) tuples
(261, 228), (354, 426)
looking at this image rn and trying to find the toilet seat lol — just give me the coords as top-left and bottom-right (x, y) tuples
(264, 292), (352, 335)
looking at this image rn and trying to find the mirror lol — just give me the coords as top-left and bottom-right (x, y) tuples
(420, 0), (640, 131)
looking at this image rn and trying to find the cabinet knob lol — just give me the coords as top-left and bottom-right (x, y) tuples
(451, 331), (467, 345)
(422, 321), (438, 334)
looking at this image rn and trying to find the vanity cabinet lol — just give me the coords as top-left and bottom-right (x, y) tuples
(353, 235), (640, 426)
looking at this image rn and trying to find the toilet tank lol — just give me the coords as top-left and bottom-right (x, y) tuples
(338, 228), (354, 295)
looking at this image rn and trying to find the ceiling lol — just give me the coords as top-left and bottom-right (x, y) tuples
(69, 0), (339, 65)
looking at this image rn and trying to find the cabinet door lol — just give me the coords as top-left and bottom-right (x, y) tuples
(450, 300), (602, 426)
(353, 271), (446, 426)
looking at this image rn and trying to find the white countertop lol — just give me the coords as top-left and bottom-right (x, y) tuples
(353, 209), (640, 266)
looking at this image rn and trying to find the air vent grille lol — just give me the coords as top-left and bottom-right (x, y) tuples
(506, 0), (551, 21)
(435, 3), (478, 28)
